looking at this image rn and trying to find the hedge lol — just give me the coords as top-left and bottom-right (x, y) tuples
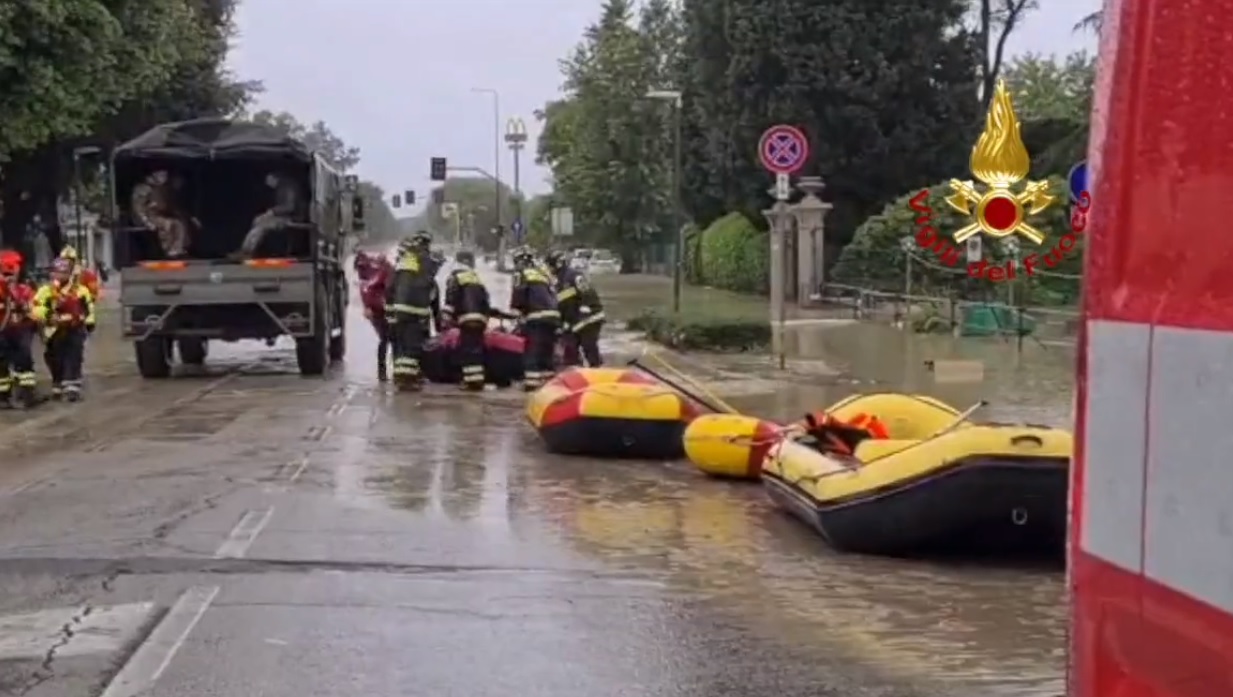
(627, 309), (768, 351)
(829, 176), (1081, 302)
(697, 212), (768, 295)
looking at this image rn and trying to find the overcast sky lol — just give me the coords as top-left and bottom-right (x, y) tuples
(227, 0), (1100, 214)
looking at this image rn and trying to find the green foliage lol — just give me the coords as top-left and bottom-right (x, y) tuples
(627, 309), (768, 351)
(399, 177), (520, 251)
(696, 212), (767, 294)
(237, 110), (397, 242)
(247, 110), (360, 171)
(534, 0), (681, 267)
(0, 0), (217, 159)
(830, 177), (1082, 303)
(678, 0), (982, 246)
(1003, 52), (1095, 177)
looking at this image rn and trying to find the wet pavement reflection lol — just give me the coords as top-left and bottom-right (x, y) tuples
(0, 260), (1068, 696)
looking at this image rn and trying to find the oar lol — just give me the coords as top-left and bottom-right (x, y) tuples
(627, 357), (729, 414)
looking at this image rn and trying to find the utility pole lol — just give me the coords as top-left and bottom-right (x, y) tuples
(646, 89), (684, 313)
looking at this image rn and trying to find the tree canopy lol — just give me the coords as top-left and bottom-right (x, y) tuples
(0, 0), (257, 248)
(533, 0), (1097, 295)
(399, 177), (520, 250)
(239, 109), (398, 241)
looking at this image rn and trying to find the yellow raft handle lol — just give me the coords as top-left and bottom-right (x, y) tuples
(1011, 434), (1043, 447)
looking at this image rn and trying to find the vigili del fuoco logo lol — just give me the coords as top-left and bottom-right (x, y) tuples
(909, 80), (1088, 281)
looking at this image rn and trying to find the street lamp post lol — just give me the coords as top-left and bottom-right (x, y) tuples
(504, 117), (528, 242)
(470, 87), (502, 230)
(646, 89), (683, 313)
(71, 146), (102, 260)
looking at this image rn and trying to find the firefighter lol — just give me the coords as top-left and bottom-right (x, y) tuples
(0, 251), (38, 408)
(545, 250), (605, 367)
(427, 249), (446, 334)
(31, 258), (95, 401)
(58, 245), (100, 300)
(441, 250), (494, 391)
(384, 232), (436, 391)
(508, 246), (560, 391)
(355, 251), (394, 381)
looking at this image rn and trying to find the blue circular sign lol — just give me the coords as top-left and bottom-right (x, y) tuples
(1068, 161), (1088, 203)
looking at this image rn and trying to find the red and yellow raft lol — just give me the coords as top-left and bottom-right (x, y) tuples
(526, 367), (702, 459)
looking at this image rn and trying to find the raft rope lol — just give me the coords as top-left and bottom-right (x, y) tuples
(641, 350), (740, 414)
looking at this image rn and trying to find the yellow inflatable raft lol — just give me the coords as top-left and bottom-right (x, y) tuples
(761, 393), (1072, 555)
(683, 414), (783, 479)
(526, 367), (701, 459)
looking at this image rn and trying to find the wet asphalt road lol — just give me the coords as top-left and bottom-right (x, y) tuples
(0, 262), (1065, 697)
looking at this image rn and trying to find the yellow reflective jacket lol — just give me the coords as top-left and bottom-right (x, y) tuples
(31, 281), (95, 336)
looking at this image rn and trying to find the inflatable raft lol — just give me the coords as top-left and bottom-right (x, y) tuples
(761, 393), (1072, 555)
(683, 414), (782, 479)
(421, 328), (525, 386)
(526, 367), (701, 459)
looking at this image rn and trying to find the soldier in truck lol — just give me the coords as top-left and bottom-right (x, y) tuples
(232, 171), (303, 259)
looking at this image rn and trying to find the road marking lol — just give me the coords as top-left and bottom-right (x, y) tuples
(304, 424), (332, 441)
(99, 586), (219, 697)
(0, 602), (155, 660)
(0, 478), (45, 497)
(213, 507), (273, 558)
(287, 455), (309, 483)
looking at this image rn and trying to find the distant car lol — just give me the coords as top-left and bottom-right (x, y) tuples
(588, 250), (621, 274)
(569, 248), (593, 271)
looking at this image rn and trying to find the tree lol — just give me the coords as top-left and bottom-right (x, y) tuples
(247, 110), (360, 171)
(534, 0), (679, 270)
(0, 0), (208, 159)
(0, 0), (249, 249)
(972, 0), (1039, 107)
(679, 0), (982, 250)
(239, 110), (395, 242)
(1003, 52), (1095, 175)
(401, 177), (519, 250)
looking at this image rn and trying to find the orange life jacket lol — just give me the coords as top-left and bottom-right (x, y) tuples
(795, 410), (889, 455)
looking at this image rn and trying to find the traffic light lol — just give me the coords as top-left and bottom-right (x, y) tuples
(391, 194), (401, 208)
(405, 190), (415, 205)
(430, 157), (446, 181)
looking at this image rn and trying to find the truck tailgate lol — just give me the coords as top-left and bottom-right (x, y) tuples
(121, 262), (315, 305)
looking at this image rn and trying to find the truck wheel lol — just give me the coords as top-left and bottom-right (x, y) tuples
(329, 331), (346, 361)
(178, 338), (207, 365)
(296, 295), (329, 376)
(135, 338), (172, 378)
(328, 291), (346, 361)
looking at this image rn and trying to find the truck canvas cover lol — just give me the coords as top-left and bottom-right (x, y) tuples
(113, 118), (313, 162)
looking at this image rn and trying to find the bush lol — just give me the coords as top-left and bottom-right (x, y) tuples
(830, 177), (1081, 302)
(682, 223), (704, 284)
(697, 212), (768, 294)
(627, 309), (769, 351)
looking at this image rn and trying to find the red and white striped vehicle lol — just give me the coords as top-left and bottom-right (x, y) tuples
(1070, 0), (1233, 694)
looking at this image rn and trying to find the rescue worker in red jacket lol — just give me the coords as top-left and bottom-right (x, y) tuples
(545, 250), (606, 367)
(355, 251), (394, 381)
(0, 251), (38, 408)
(58, 245), (100, 300)
(384, 232), (436, 391)
(441, 250), (495, 391)
(508, 247), (560, 390)
(31, 258), (95, 401)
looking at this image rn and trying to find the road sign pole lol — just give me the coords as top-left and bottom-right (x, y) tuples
(759, 124), (810, 357)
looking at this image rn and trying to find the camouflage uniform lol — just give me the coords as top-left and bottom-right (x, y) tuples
(238, 175), (299, 257)
(130, 172), (189, 257)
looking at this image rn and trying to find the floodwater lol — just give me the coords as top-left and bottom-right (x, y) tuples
(0, 263), (1069, 696)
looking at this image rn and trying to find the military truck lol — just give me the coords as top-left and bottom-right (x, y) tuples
(110, 118), (360, 377)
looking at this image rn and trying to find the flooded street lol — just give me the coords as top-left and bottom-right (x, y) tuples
(0, 265), (1068, 696)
